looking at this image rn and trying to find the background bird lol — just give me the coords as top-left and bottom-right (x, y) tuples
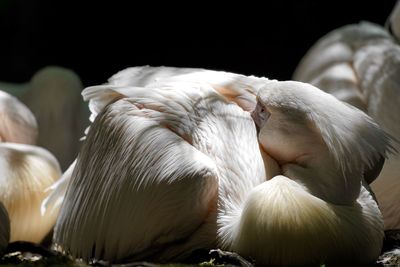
(0, 143), (61, 243)
(0, 88), (62, 243)
(0, 66), (89, 170)
(52, 67), (391, 266)
(0, 90), (38, 145)
(293, 9), (400, 230)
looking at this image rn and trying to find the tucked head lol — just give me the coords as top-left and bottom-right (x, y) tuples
(252, 81), (393, 204)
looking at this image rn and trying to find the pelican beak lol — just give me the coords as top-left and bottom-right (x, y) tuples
(251, 109), (261, 133)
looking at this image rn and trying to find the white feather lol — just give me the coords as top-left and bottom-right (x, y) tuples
(41, 159), (77, 216)
(106, 66), (275, 111)
(0, 90), (38, 144)
(229, 176), (383, 266)
(0, 143), (61, 242)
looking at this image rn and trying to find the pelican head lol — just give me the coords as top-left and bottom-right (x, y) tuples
(252, 81), (392, 205)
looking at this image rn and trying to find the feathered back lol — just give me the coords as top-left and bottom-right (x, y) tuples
(106, 66), (274, 111)
(0, 90), (38, 144)
(258, 81), (394, 178)
(354, 41), (400, 141)
(294, 22), (392, 83)
(0, 143), (61, 242)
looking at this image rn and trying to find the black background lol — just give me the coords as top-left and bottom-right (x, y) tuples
(0, 1), (397, 87)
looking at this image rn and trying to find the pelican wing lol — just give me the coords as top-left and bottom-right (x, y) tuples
(54, 96), (218, 262)
(354, 41), (400, 140)
(106, 66), (275, 111)
(293, 22), (391, 83)
(41, 159), (77, 216)
(354, 41), (400, 229)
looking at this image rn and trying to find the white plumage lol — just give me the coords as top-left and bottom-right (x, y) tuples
(53, 67), (391, 266)
(0, 143), (61, 242)
(294, 17), (400, 230)
(54, 81), (265, 261)
(0, 90), (38, 144)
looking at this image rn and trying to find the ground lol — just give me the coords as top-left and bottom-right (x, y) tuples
(0, 231), (398, 267)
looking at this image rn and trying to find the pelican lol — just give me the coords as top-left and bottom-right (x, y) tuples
(0, 89), (62, 243)
(0, 143), (61, 243)
(52, 67), (391, 266)
(0, 66), (88, 170)
(293, 15), (400, 230)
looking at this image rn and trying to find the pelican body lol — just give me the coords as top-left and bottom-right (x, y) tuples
(53, 67), (391, 266)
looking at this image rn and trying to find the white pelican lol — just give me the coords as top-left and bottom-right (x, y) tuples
(0, 143), (61, 243)
(0, 89), (62, 243)
(52, 68), (391, 266)
(0, 66), (88, 170)
(293, 17), (400, 230)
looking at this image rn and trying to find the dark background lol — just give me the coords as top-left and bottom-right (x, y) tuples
(0, 1), (397, 87)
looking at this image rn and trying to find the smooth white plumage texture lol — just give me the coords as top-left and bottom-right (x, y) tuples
(294, 19), (400, 230)
(53, 67), (391, 266)
(0, 66), (88, 170)
(231, 176), (382, 266)
(54, 81), (265, 261)
(41, 159), (77, 216)
(0, 143), (61, 242)
(0, 90), (38, 144)
(90, 66), (273, 115)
